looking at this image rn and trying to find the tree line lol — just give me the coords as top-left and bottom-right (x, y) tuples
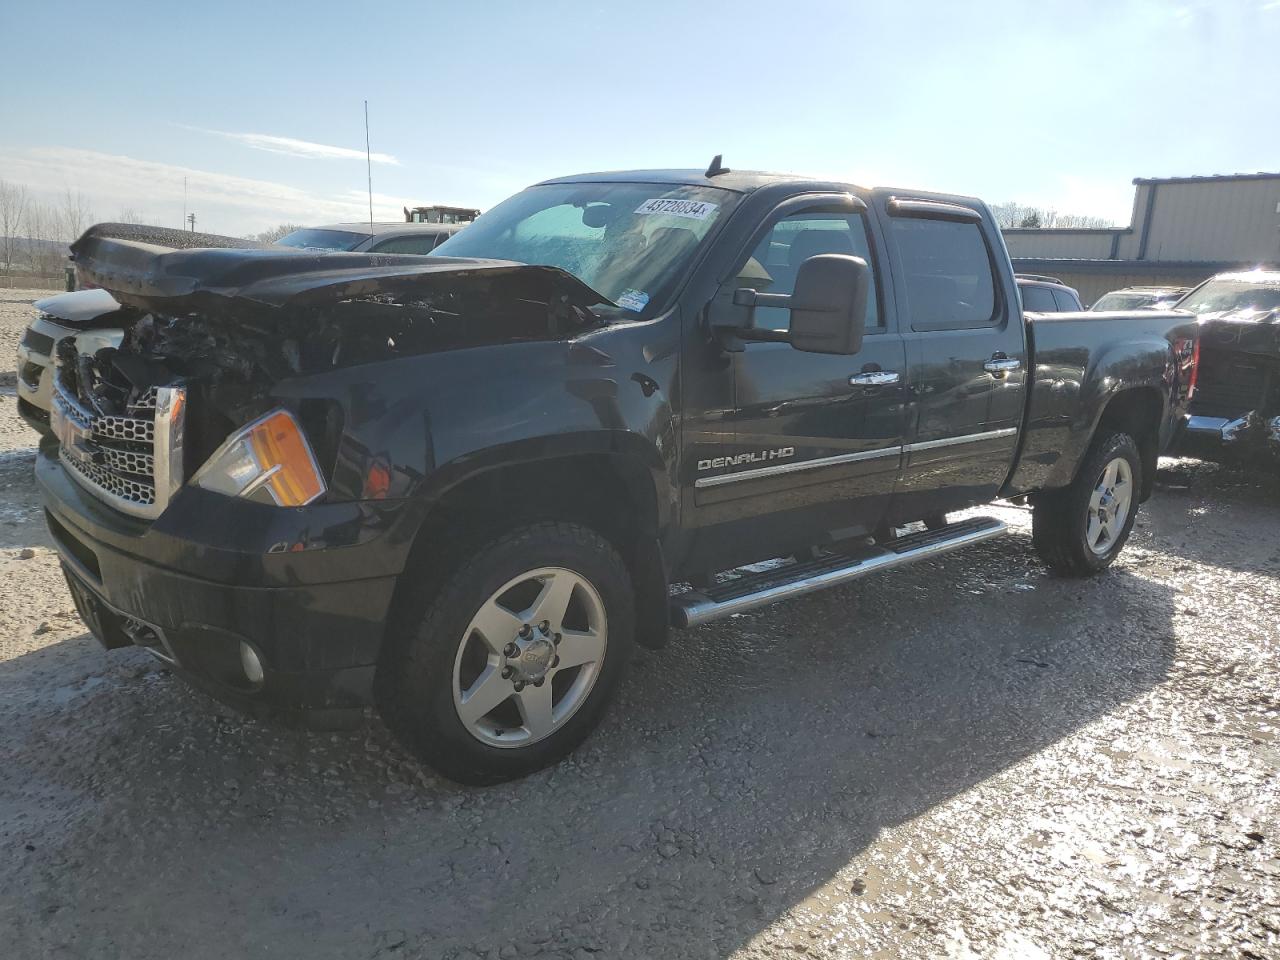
(0, 179), (150, 276)
(989, 201), (1114, 230)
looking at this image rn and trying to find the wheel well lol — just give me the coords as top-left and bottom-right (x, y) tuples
(1097, 387), (1162, 500)
(393, 454), (670, 649)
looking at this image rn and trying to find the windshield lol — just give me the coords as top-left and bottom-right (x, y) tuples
(275, 228), (369, 252)
(431, 182), (735, 318)
(1176, 276), (1280, 316)
(1091, 291), (1159, 311)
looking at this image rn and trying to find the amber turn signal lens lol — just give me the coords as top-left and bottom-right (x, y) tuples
(192, 408), (327, 507)
(246, 411), (326, 506)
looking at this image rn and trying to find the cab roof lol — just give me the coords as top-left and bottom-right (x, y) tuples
(537, 168), (838, 194)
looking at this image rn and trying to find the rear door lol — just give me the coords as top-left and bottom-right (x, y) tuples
(879, 198), (1027, 520)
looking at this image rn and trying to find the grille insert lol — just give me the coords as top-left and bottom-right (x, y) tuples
(50, 373), (184, 520)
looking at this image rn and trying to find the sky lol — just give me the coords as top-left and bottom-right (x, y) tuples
(1, 0), (1278, 237)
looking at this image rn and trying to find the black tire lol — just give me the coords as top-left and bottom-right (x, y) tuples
(1032, 430), (1142, 577)
(377, 521), (634, 785)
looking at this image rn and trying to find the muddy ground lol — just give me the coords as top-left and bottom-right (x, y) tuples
(0, 289), (1276, 959)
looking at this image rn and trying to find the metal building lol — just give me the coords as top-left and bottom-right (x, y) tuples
(1002, 172), (1280, 305)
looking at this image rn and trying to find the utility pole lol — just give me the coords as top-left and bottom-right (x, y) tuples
(186, 212), (196, 232)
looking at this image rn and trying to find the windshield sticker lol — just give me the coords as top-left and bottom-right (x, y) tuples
(617, 289), (650, 312)
(634, 198), (718, 221)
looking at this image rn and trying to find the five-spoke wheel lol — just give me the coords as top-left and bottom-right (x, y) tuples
(454, 567), (608, 747)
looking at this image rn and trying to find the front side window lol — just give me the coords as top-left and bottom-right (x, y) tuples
(889, 217), (998, 330)
(432, 182), (736, 319)
(734, 212), (881, 332)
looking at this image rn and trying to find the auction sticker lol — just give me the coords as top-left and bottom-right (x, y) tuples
(634, 198), (718, 220)
(617, 289), (650, 312)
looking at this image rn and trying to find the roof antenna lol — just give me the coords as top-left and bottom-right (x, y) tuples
(364, 99), (375, 234)
(705, 154), (729, 178)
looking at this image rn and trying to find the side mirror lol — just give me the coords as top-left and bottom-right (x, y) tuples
(788, 254), (869, 355)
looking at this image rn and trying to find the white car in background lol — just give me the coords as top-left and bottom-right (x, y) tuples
(17, 288), (125, 436)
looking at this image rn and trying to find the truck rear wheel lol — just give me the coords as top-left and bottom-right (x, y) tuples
(378, 522), (634, 785)
(1032, 430), (1142, 577)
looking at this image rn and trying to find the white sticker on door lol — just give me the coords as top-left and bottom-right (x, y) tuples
(634, 198), (718, 220)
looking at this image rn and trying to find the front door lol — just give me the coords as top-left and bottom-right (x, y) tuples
(692, 207), (908, 569)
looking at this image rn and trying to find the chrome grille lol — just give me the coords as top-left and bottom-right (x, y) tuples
(61, 449), (157, 506)
(50, 373), (185, 520)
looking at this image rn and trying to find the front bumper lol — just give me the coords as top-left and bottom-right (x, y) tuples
(37, 445), (419, 726)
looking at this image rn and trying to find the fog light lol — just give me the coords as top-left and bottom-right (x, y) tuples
(239, 641), (265, 686)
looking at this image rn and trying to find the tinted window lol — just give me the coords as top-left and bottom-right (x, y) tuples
(1091, 291), (1157, 311)
(274, 228), (368, 251)
(370, 234), (444, 255)
(1051, 287), (1081, 311)
(735, 213), (881, 332)
(1021, 284), (1058, 312)
(890, 218), (997, 330)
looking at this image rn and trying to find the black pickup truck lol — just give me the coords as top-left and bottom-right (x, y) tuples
(38, 166), (1198, 783)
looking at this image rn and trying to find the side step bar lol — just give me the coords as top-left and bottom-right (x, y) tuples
(670, 516), (1007, 628)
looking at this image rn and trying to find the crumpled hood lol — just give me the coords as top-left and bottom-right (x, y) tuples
(69, 222), (611, 315)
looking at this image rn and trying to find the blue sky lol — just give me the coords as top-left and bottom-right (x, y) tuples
(2, 0), (1278, 236)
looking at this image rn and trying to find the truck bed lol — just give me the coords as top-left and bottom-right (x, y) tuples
(1005, 309), (1198, 497)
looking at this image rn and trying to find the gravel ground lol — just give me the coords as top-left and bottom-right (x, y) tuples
(0, 289), (1277, 959)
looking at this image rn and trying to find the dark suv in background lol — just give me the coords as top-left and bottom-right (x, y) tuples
(1016, 274), (1083, 312)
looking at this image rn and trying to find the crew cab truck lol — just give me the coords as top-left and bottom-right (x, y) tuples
(38, 167), (1198, 784)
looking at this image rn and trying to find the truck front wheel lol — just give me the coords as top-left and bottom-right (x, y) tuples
(1031, 430), (1142, 577)
(378, 522), (635, 784)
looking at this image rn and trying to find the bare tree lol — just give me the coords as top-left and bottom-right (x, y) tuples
(58, 189), (95, 242)
(116, 206), (147, 224)
(246, 222), (305, 243)
(0, 180), (30, 269)
(20, 200), (71, 275)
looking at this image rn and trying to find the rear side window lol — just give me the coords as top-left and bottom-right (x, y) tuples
(1021, 284), (1058, 312)
(1051, 287), (1081, 311)
(889, 218), (998, 330)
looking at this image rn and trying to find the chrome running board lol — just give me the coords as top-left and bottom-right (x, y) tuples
(670, 516), (1007, 628)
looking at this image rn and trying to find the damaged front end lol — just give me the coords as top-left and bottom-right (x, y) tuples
(52, 225), (611, 518)
(1183, 308), (1280, 461)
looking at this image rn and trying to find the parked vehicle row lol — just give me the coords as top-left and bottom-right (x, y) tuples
(1015, 274), (1084, 312)
(1174, 269), (1280, 458)
(32, 164), (1198, 783)
(1090, 285), (1190, 312)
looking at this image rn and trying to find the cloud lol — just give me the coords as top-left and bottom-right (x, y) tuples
(0, 146), (403, 235)
(193, 128), (399, 165)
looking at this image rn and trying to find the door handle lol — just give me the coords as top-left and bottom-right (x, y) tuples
(984, 358), (1021, 374)
(849, 370), (900, 386)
